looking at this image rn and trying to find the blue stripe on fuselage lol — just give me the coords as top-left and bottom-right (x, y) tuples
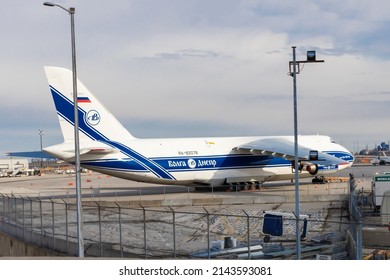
(80, 154), (290, 173)
(152, 154), (286, 171)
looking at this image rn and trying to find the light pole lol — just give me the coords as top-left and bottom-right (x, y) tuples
(43, 2), (84, 257)
(289, 46), (324, 259)
(39, 129), (44, 168)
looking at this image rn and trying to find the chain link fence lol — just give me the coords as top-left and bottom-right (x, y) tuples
(347, 174), (363, 259)
(347, 174), (390, 259)
(0, 192), (352, 259)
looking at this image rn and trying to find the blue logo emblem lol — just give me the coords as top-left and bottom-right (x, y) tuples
(188, 159), (197, 169)
(86, 110), (100, 126)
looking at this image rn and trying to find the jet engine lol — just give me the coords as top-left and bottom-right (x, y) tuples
(291, 161), (318, 175)
(304, 162), (318, 175)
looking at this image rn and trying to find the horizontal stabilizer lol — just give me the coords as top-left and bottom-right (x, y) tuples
(6, 151), (56, 159)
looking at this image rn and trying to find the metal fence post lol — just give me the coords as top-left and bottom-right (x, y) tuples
(1, 194), (4, 219)
(0, 194), (3, 232)
(348, 174), (363, 259)
(6, 194), (10, 234)
(243, 210), (251, 259)
(50, 199), (55, 250)
(203, 207), (210, 259)
(28, 196), (33, 241)
(356, 219), (362, 259)
(115, 202), (123, 258)
(20, 196), (25, 241)
(349, 175), (355, 212)
(38, 197), (43, 246)
(140, 204), (147, 258)
(95, 201), (103, 257)
(12, 194), (17, 236)
(62, 199), (69, 255)
(169, 206), (176, 259)
(1, 194), (6, 233)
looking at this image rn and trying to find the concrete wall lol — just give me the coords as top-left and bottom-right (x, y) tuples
(0, 231), (59, 257)
(362, 227), (390, 248)
(83, 194), (348, 208)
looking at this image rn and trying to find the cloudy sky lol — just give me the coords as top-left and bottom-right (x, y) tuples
(1, 0), (390, 156)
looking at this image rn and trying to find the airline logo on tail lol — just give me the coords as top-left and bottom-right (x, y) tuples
(86, 110), (100, 126)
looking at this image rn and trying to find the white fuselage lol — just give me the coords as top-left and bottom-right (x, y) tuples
(44, 135), (354, 187)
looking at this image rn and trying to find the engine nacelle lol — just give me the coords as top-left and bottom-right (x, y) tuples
(305, 163), (318, 175)
(291, 160), (304, 171)
(291, 161), (318, 175)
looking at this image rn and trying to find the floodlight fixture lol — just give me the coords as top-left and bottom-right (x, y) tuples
(307, 51), (316, 62)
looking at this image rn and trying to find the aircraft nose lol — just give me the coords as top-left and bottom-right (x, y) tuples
(338, 161), (353, 171)
(339, 151), (354, 170)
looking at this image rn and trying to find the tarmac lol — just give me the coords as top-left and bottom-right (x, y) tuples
(0, 164), (377, 210)
(0, 163), (381, 198)
(0, 167), (360, 202)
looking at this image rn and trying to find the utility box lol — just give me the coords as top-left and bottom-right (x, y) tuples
(381, 190), (390, 225)
(263, 213), (283, 236)
(262, 211), (308, 243)
(372, 175), (390, 212)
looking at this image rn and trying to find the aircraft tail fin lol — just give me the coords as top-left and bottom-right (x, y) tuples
(44, 66), (135, 143)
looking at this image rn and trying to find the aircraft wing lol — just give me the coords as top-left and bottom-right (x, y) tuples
(41, 145), (120, 161)
(6, 147), (116, 160)
(233, 138), (343, 165)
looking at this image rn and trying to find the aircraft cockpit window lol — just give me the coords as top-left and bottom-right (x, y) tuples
(330, 138), (336, 143)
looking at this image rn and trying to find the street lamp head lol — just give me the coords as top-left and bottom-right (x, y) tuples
(43, 2), (73, 13)
(43, 2), (55, 6)
(307, 51), (316, 62)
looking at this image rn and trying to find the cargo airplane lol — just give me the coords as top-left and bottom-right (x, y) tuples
(23, 67), (356, 189)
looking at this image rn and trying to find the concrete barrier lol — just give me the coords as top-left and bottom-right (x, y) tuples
(82, 193), (348, 209)
(0, 231), (59, 257)
(362, 227), (390, 248)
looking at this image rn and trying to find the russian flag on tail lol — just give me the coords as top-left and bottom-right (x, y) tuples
(77, 97), (91, 103)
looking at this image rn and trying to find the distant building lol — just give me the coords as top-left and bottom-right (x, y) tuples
(377, 142), (389, 151)
(0, 158), (28, 171)
(0, 158), (29, 176)
(359, 141), (390, 156)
